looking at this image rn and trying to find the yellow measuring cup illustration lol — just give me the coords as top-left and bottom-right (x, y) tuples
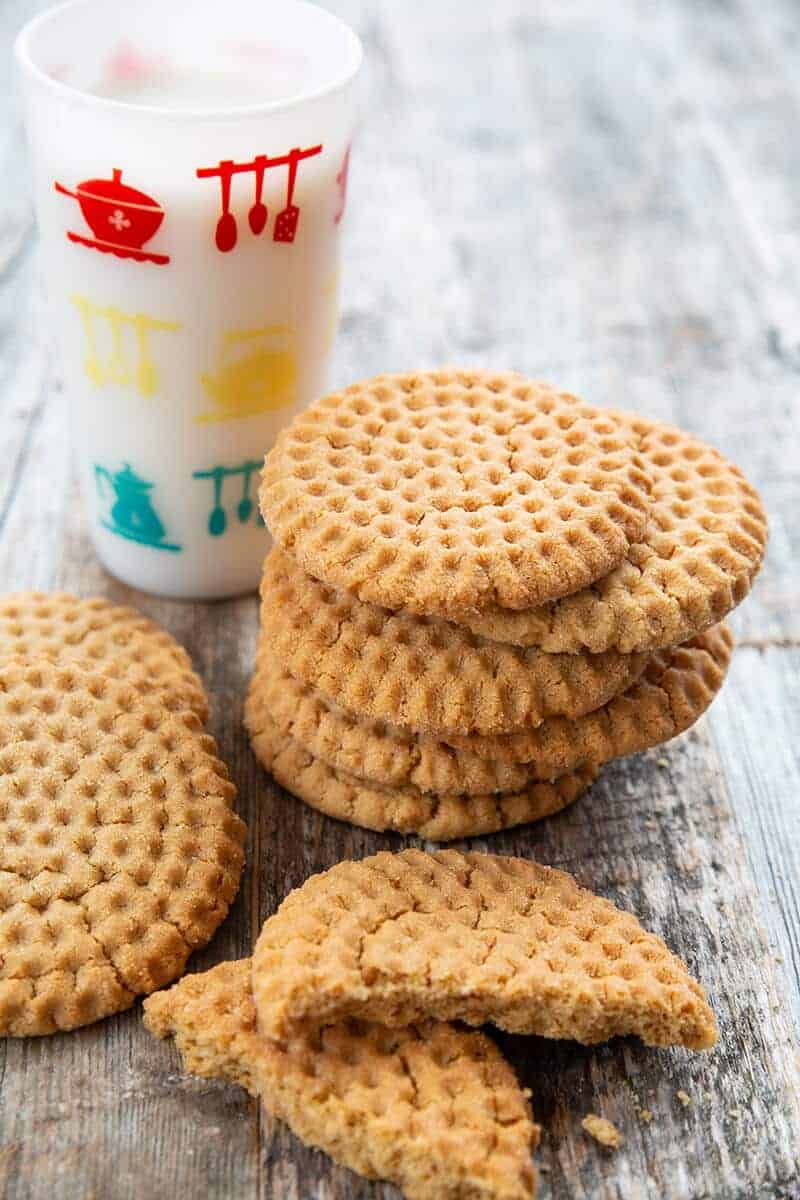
(197, 324), (297, 423)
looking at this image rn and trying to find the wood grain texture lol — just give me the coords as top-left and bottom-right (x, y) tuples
(1, 1), (799, 1198)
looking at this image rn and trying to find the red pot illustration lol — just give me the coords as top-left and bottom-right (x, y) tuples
(54, 167), (170, 265)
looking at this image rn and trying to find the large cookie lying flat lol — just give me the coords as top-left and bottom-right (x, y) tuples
(0, 659), (245, 1036)
(460, 419), (767, 653)
(144, 960), (539, 1200)
(260, 548), (648, 737)
(0, 591), (208, 721)
(253, 850), (717, 1049)
(260, 369), (653, 617)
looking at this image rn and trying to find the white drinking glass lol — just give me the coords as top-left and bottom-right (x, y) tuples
(15, 0), (362, 599)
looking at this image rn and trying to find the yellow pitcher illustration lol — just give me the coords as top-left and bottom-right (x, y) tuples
(72, 294), (179, 398)
(197, 324), (297, 423)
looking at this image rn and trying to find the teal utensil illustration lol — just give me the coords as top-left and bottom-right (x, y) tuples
(94, 462), (181, 552)
(237, 462), (258, 523)
(203, 468), (227, 536)
(192, 460), (265, 537)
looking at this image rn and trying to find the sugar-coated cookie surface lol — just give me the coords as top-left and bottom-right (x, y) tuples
(0, 659), (245, 1036)
(259, 369), (653, 617)
(144, 960), (539, 1200)
(0, 591), (208, 721)
(245, 695), (598, 838)
(260, 549), (648, 737)
(249, 625), (731, 792)
(460, 419), (767, 653)
(252, 850), (717, 1049)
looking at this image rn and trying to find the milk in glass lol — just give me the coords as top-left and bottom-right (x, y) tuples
(16, 0), (361, 597)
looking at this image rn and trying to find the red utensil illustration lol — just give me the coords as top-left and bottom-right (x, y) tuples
(248, 155), (268, 235)
(54, 167), (169, 264)
(214, 161), (238, 252)
(334, 145), (350, 224)
(273, 148), (303, 243)
(196, 144), (322, 252)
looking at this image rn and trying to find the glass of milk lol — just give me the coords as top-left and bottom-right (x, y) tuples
(15, 0), (362, 599)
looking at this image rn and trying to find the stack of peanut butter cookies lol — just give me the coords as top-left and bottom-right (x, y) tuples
(247, 369), (766, 838)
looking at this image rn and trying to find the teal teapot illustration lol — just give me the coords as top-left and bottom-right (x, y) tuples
(94, 462), (180, 552)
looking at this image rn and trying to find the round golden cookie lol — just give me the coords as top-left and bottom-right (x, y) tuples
(252, 849), (717, 1049)
(458, 419), (767, 653)
(247, 701), (599, 840)
(247, 624), (732, 794)
(259, 369), (653, 619)
(0, 591), (208, 721)
(447, 622), (734, 766)
(0, 659), (246, 1037)
(260, 548), (648, 738)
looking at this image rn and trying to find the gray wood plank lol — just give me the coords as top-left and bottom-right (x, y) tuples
(0, 0), (799, 1198)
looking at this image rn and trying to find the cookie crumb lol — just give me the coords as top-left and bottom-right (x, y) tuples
(582, 1114), (622, 1149)
(636, 1107), (654, 1124)
(677, 1089), (691, 1107)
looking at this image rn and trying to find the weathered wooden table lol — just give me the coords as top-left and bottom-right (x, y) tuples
(1, 1), (798, 1197)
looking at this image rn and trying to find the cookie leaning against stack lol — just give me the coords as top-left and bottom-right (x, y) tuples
(248, 369), (766, 837)
(0, 594), (246, 1036)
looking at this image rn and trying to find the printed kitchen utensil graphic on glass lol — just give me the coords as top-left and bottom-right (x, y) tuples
(94, 462), (181, 552)
(72, 293), (180, 397)
(196, 144), (322, 251)
(55, 167), (170, 264)
(198, 324), (297, 422)
(193, 460), (265, 536)
(334, 145), (350, 224)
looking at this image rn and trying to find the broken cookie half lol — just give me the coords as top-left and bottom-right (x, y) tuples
(253, 849), (717, 1049)
(145, 850), (717, 1200)
(143, 959), (539, 1200)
